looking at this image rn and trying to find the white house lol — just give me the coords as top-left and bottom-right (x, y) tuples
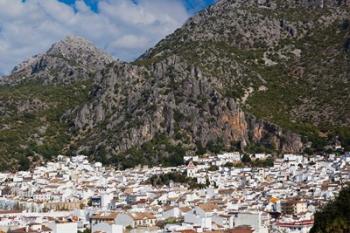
(217, 152), (241, 162)
(8, 224), (52, 233)
(92, 222), (123, 233)
(212, 214), (234, 229)
(284, 154), (304, 164)
(162, 207), (182, 219)
(186, 161), (198, 178)
(130, 212), (157, 227)
(47, 221), (77, 233)
(295, 201), (308, 214)
(184, 203), (219, 231)
(254, 153), (269, 160)
(114, 212), (156, 228)
(274, 219), (314, 233)
(234, 212), (269, 233)
(114, 213), (134, 228)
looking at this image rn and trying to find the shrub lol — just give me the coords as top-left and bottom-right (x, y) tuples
(208, 165), (219, 171)
(241, 154), (252, 164)
(207, 138), (225, 154)
(310, 185), (350, 233)
(18, 156), (30, 171)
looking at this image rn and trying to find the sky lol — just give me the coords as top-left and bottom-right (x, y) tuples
(0, 0), (215, 75)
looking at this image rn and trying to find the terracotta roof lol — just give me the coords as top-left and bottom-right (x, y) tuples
(187, 161), (196, 169)
(205, 231), (225, 233)
(227, 226), (254, 233)
(42, 226), (52, 231)
(90, 212), (118, 220)
(218, 189), (235, 195)
(276, 220), (314, 227)
(163, 206), (176, 211)
(176, 230), (196, 233)
(7, 227), (53, 233)
(179, 207), (191, 213)
(131, 212), (156, 220)
(0, 210), (22, 214)
(8, 228), (31, 233)
(198, 203), (218, 212)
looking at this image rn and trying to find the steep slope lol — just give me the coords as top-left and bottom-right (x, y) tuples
(68, 56), (301, 169)
(138, 0), (350, 152)
(0, 36), (113, 170)
(1, 0), (349, 170)
(0, 37), (301, 170)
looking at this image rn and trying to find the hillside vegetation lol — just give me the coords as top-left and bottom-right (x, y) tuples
(139, 0), (350, 152)
(0, 1), (349, 170)
(311, 185), (350, 233)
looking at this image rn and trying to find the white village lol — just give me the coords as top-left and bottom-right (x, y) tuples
(0, 151), (349, 233)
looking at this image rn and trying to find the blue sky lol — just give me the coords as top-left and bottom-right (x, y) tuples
(0, 0), (215, 75)
(57, 0), (215, 13)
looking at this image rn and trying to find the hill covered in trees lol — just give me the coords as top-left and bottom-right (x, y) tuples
(1, 0), (350, 170)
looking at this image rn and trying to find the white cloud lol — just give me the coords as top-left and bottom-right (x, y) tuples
(111, 35), (149, 49)
(0, 0), (190, 74)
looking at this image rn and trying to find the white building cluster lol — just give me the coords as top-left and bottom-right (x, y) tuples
(0, 152), (349, 233)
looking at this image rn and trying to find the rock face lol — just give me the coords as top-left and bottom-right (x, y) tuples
(139, 0), (350, 149)
(70, 55), (303, 162)
(0, 0), (349, 170)
(2, 36), (113, 85)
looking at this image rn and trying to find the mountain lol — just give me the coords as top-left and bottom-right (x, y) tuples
(0, 0), (349, 170)
(3, 36), (113, 85)
(139, 0), (350, 151)
(0, 36), (113, 170)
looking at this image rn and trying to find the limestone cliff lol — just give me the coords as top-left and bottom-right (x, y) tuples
(1, 0), (349, 170)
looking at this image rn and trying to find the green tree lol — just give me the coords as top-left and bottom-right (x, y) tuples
(18, 156), (30, 171)
(241, 154), (251, 164)
(78, 229), (91, 233)
(310, 185), (350, 233)
(207, 139), (224, 154)
(224, 162), (234, 168)
(196, 142), (207, 155)
(208, 165), (219, 171)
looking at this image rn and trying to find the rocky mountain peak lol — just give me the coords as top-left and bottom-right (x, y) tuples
(46, 36), (113, 64)
(49, 35), (94, 51)
(6, 36), (115, 85)
(0, 0), (349, 171)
